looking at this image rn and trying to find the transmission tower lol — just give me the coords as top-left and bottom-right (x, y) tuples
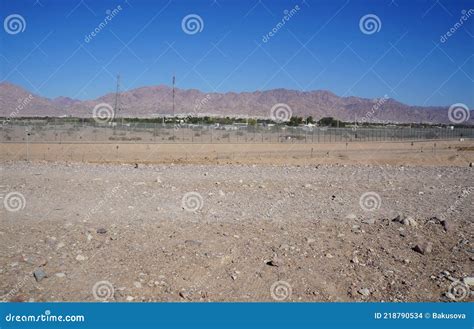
(114, 74), (121, 124)
(172, 74), (175, 118)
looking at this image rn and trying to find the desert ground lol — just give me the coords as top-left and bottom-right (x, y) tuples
(0, 140), (473, 302)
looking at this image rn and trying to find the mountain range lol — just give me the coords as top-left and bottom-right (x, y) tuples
(0, 82), (472, 125)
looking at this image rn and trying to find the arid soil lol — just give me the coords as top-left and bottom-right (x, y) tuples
(0, 158), (473, 302)
(1, 140), (474, 166)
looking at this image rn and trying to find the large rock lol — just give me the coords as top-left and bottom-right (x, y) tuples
(33, 269), (47, 282)
(413, 242), (433, 255)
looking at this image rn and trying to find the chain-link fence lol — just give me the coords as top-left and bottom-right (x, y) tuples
(1, 121), (473, 144)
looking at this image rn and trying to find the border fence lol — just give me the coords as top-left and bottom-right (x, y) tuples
(1, 121), (473, 144)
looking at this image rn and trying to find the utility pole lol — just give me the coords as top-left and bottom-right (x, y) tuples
(114, 74), (121, 125)
(25, 128), (30, 162)
(172, 74), (175, 119)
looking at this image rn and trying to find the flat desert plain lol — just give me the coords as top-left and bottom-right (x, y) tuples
(0, 140), (473, 302)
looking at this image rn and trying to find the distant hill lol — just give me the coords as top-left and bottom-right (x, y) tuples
(0, 82), (472, 125)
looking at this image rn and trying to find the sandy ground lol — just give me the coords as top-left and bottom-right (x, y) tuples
(0, 157), (473, 302)
(1, 140), (474, 166)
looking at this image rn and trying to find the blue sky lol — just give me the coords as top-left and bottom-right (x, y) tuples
(0, 0), (473, 107)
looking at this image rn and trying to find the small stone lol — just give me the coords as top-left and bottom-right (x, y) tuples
(446, 275), (457, 282)
(351, 256), (359, 264)
(279, 244), (290, 251)
(469, 162), (473, 167)
(345, 214), (357, 220)
(413, 242), (433, 255)
(392, 214), (403, 223)
(325, 253), (334, 258)
(23, 255), (48, 266)
(231, 274), (237, 281)
(126, 296), (134, 301)
(179, 291), (190, 299)
(445, 292), (456, 301)
(265, 258), (282, 267)
(306, 237), (316, 244)
(133, 281), (142, 288)
(402, 216), (418, 227)
(351, 225), (361, 233)
(440, 220), (450, 232)
(358, 288), (370, 296)
(55, 272), (66, 278)
(184, 240), (202, 247)
(97, 228), (107, 234)
(76, 254), (86, 261)
(463, 277), (474, 286)
(33, 269), (47, 282)
(361, 218), (375, 225)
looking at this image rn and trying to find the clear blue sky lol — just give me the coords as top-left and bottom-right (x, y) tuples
(1, 0), (473, 107)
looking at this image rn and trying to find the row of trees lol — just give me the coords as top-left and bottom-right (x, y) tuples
(5, 116), (467, 128)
